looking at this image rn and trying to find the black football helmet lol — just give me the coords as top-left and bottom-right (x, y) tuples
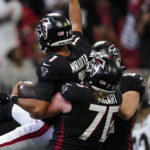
(86, 54), (122, 93)
(90, 41), (121, 63)
(35, 13), (73, 53)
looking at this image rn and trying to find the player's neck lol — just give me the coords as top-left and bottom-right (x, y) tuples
(50, 46), (71, 56)
(56, 49), (71, 56)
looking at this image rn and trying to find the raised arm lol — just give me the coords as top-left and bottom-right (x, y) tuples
(69, 0), (82, 33)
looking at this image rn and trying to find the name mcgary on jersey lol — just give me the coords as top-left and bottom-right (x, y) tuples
(98, 94), (118, 104)
(70, 54), (88, 73)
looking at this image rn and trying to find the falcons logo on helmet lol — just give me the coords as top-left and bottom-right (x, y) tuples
(108, 45), (119, 56)
(38, 18), (51, 40)
(90, 57), (106, 77)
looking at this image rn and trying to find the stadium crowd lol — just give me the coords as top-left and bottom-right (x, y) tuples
(0, 0), (150, 150)
(0, 0), (150, 68)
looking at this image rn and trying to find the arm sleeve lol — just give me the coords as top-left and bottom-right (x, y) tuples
(35, 82), (54, 102)
(120, 74), (145, 97)
(60, 83), (78, 103)
(71, 31), (91, 54)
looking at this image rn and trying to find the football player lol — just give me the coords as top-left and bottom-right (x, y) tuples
(90, 41), (145, 150)
(10, 0), (91, 119)
(1, 0), (91, 115)
(132, 107), (150, 150)
(46, 54), (123, 150)
(132, 75), (150, 150)
(0, 0), (91, 149)
(4, 54), (123, 150)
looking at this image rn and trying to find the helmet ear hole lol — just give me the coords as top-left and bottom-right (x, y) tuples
(35, 13), (73, 53)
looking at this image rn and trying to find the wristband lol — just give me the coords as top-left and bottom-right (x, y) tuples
(11, 96), (18, 104)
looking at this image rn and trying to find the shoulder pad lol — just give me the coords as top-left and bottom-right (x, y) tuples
(60, 83), (74, 95)
(36, 55), (71, 81)
(70, 32), (91, 55)
(60, 82), (77, 103)
(42, 55), (58, 66)
(60, 82), (88, 104)
(119, 73), (145, 96)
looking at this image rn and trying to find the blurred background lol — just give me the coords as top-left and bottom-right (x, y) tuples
(0, 0), (150, 148)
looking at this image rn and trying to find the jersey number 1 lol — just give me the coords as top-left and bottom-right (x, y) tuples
(79, 104), (119, 142)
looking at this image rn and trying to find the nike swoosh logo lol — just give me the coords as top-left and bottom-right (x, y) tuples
(43, 62), (50, 66)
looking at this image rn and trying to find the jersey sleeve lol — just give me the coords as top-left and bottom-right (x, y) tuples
(36, 55), (73, 82)
(60, 82), (78, 103)
(71, 31), (91, 55)
(35, 81), (54, 102)
(35, 55), (72, 102)
(115, 88), (123, 105)
(119, 73), (145, 97)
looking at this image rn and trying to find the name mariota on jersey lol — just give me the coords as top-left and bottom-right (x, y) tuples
(98, 94), (118, 104)
(70, 54), (88, 73)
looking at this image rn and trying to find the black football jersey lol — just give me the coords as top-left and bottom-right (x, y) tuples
(49, 82), (122, 150)
(35, 31), (91, 102)
(101, 73), (145, 150)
